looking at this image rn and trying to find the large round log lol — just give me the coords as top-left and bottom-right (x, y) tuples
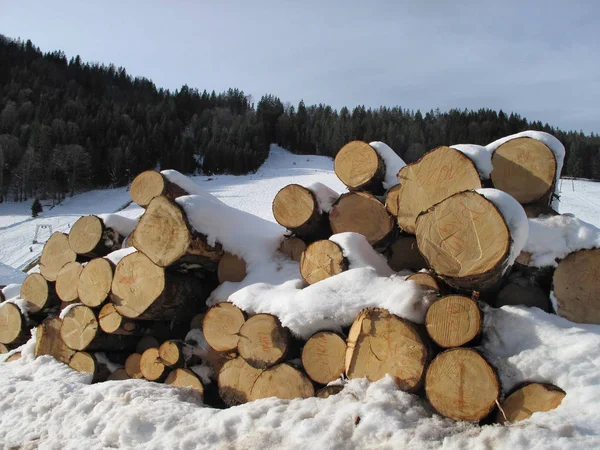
(415, 190), (511, 292)
(237, 314), (290, 369)
(387, 236), (427, 272)
(249, 363), (315, 401)
(218, 357), (264, 406)
(552, 249), (600, 324)
(279, 237), (307, 262)
(272, 184), (331, 240)
(217, 253), (247, 284)
(425, 348), (499, 421)
(78, 258), (115, 308)
(395, 146), (482, 234)
(131, 196), (223, 269)
(0, 302), (29, 345)
(40, 232), (77, 282)
(20, 273), (60, 314)
(301, 331), (346, 385)
(299, 240), (348, 285)
(111, 251), (205, 320)
(55, 262), (83, 303)
(334, 141), (385, 193)
(203, 303), (246, 352)
(165, 368), (204, 396)
(69, 351), (111, 382)
(129, 170), (190, 208)
(425, 295), (481, 348)
(490, 137), (557, 205)
(69, 215), (125, 258)
(329, 192), (394, 247)
(496, 383), (565, 424)
(345, 308), (428, 392)
(34, 317), (76, 363)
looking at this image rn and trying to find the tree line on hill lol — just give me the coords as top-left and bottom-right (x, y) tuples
(1, 35), (599, 203)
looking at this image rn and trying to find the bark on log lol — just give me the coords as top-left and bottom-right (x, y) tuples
(111, 251), (205, 320)
(395, 146), (482, 234)
(237, 314), (290, 369)
(129, 170), (190, 208)
(34, 317), (76, 363)
(0, 302), (30, 345)
(217, 253), (247, 284)
(69, 215), (125, 258)
(425, 348), (499, 421)
(203, 303), (246, 352)
(279, 237), (307, 262)
(425, 295), (481, 348)
(415, 190), (511, 292)
(78, 258), (115, 308)
(301, 331), (346, 385)
(55, 262), (83, 303)
(165, 368), (204, 396)
(40, 232), (78, 282)
(20, 273), (60, 314)
(131, 196), (223, 270)
(345, 308), (428, 392)
(387, 236), (427, 272)
(299, 240), (348, 285)
(218, 356), (264, 406)
(329, 192), (394, 247)
(334, 141), (385, 194)
(496, 382), (565, 424)
(249, 363), (315, 401)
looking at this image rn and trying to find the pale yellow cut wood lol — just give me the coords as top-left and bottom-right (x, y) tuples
(396, 147), (482, 234)
(299, 240), (347, 285)
(301, 331), (346, 385)
(107, 368), (129, 381)
(98, 303), (137, 334)
(315, 385), (344, 399)
(345, 308), (428, 392)
(20, 273), (56, 313)
(217, 252), (247, 284)
(249, 363), (315, 401)
(329, 192), (393, 246)
(159, 340), (183, 367)
(203, 303), (246, 352)
(496, 383), (565, 424)
(415, 190), (510, 291)
(68, 215), (103, 255)
(425, 295), (481, 348)
(279, 237), (307, 262)
(0, 302), (24, 345)
(425, 348), (499, 421)
(385, 184), (402, 217)
(69, 351), (96, 375)
(60, 304), (99, 351)
(34, 318), (76, 363)
(406, 273), (440, 294)
(55, 261), (83, 303)
(273, 184), (317, 229)
(491, 137), (557, 204)
(140, 347), (167, 381)
(40, 232), (77, 282)
(5, 352), (21, 362)
(129, 170), (189, 207)
(334, 141), (383, 190)
(388, 236), (428, 271)
(218, 356), (264, 406)
(238, 314), (290, 369)
(125, 353), (144, 379)
(78, 258), (114, 308)
(553, 249), (600, 324)
(165, 368), (204, 396)
(0, 343), (7, 354)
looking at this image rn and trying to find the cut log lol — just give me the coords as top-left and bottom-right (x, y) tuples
(329, 192), (394, 247)
(218, 357), (264, 406)
(272, 184), (331, 240)
(301, 331), (346, 385)
(203, 303), (246, 352)
(129, 170), (190, 207)
(345, 308), (428, 392)
(217, 252), (247, 284)
(40, 232), (78, 282)
(69, 215), (125, 258)
(249, 363), (315, 401)
(34, 317), (76, 363)
(20, 273), (60, 314)
(165, 368), (204, 396)
(299, 240), (348, 285)
(159, 340), (184, 368)
(425, 295), (481, 348)
(384, 184), (402, 217)
(0, 343), (7, 354)
(415, 190), (511, 291)
(140, 347), (168, 381)
(125, 353), (144, 379)
(237, 314), (290, 369)
(111, 251), (205, 320)
(496, 383), (565, 424)
(425, 348), (500, 421)
(78, 258), (115, 308)
(315, 385), (344, 399)
(387, 236), (427, 272)
(495, 282), (550, 311)
(552, 249), (600, 324)
(55, 262), (83, 303)
(107, 368), (129, 381)
(334, 141), (385, 193)
(490, 137), (557, 205)
(99, 304), (187, 339)
(405, 273), (441, 294)
(131, 196), (223, 269)
(69, 351), (111, 382)
(136, 336), (159, 354)
(0, 302), (29, 345)
(279, 237), (307, 262)
(190, 313), (204, 330)
(395, 146), (482, 234)
(5, 352), (21, 362)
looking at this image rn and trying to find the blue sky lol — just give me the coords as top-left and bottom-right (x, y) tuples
(1, 0), (598, 133)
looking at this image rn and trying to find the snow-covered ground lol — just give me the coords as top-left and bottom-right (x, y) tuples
(1, 145), (600, 449)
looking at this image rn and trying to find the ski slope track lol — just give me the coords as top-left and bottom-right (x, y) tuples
(1, 145), (600, 449)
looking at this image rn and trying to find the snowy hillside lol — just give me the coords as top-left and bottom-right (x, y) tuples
(1, 145), (600, 449)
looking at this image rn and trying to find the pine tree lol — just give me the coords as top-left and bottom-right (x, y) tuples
(31, 197), (42, 217)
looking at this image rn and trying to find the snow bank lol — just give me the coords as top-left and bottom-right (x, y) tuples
(0, 263), (26, 285)
(523, 214), (600, 267)
(368, 141), (406, 190)
(1, 283), (21, 301)
(476, 188), (529, 266)
(97, 213), (138, 238)
(305, 181), (339, 213)
(329, 232), (393, 276)
(451, 144), (493, 178)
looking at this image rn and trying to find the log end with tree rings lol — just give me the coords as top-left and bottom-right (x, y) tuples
(491, 137), (557, 205)
(237, 314), (290, 369)
(279, 237), (307, 262)
(68, 215), (104, 255)
(396, 146), (482, 234)
(218, 357), (264, 406)
(301, 331), (346, 385)
(158, 340), (183, 368)
(345, 308), (428, 392)
(299, 240), (347, 285)
(249, 363), (315, 401)
(165, 368), (204, 396)
(425, 348), (499, 421)
(40, 232), (77, 282)
(130, 170), (168, 207)
(272, 184), (318, 230)
(334, 141), (384, 192)
(415, 190), (510, 292)
(329, 192), (394, 246)
(60, 304), (99, 351)
(20, 273), (56, 313)
(217, 252), (247, 284)
(125, 353), (144, 379)
(0, 302), (25, 345)
(78, 258), (114, 308)
(552, 249), (600, 324)
(55, 261), (83, 303)
(425, 295), (481, 348)
(496, 383), (565, 424)
(203, 303), (246, 353)
(140, 347), (168, 381)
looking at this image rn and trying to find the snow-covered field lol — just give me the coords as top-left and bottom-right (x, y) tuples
(1, 145), (600, 449)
